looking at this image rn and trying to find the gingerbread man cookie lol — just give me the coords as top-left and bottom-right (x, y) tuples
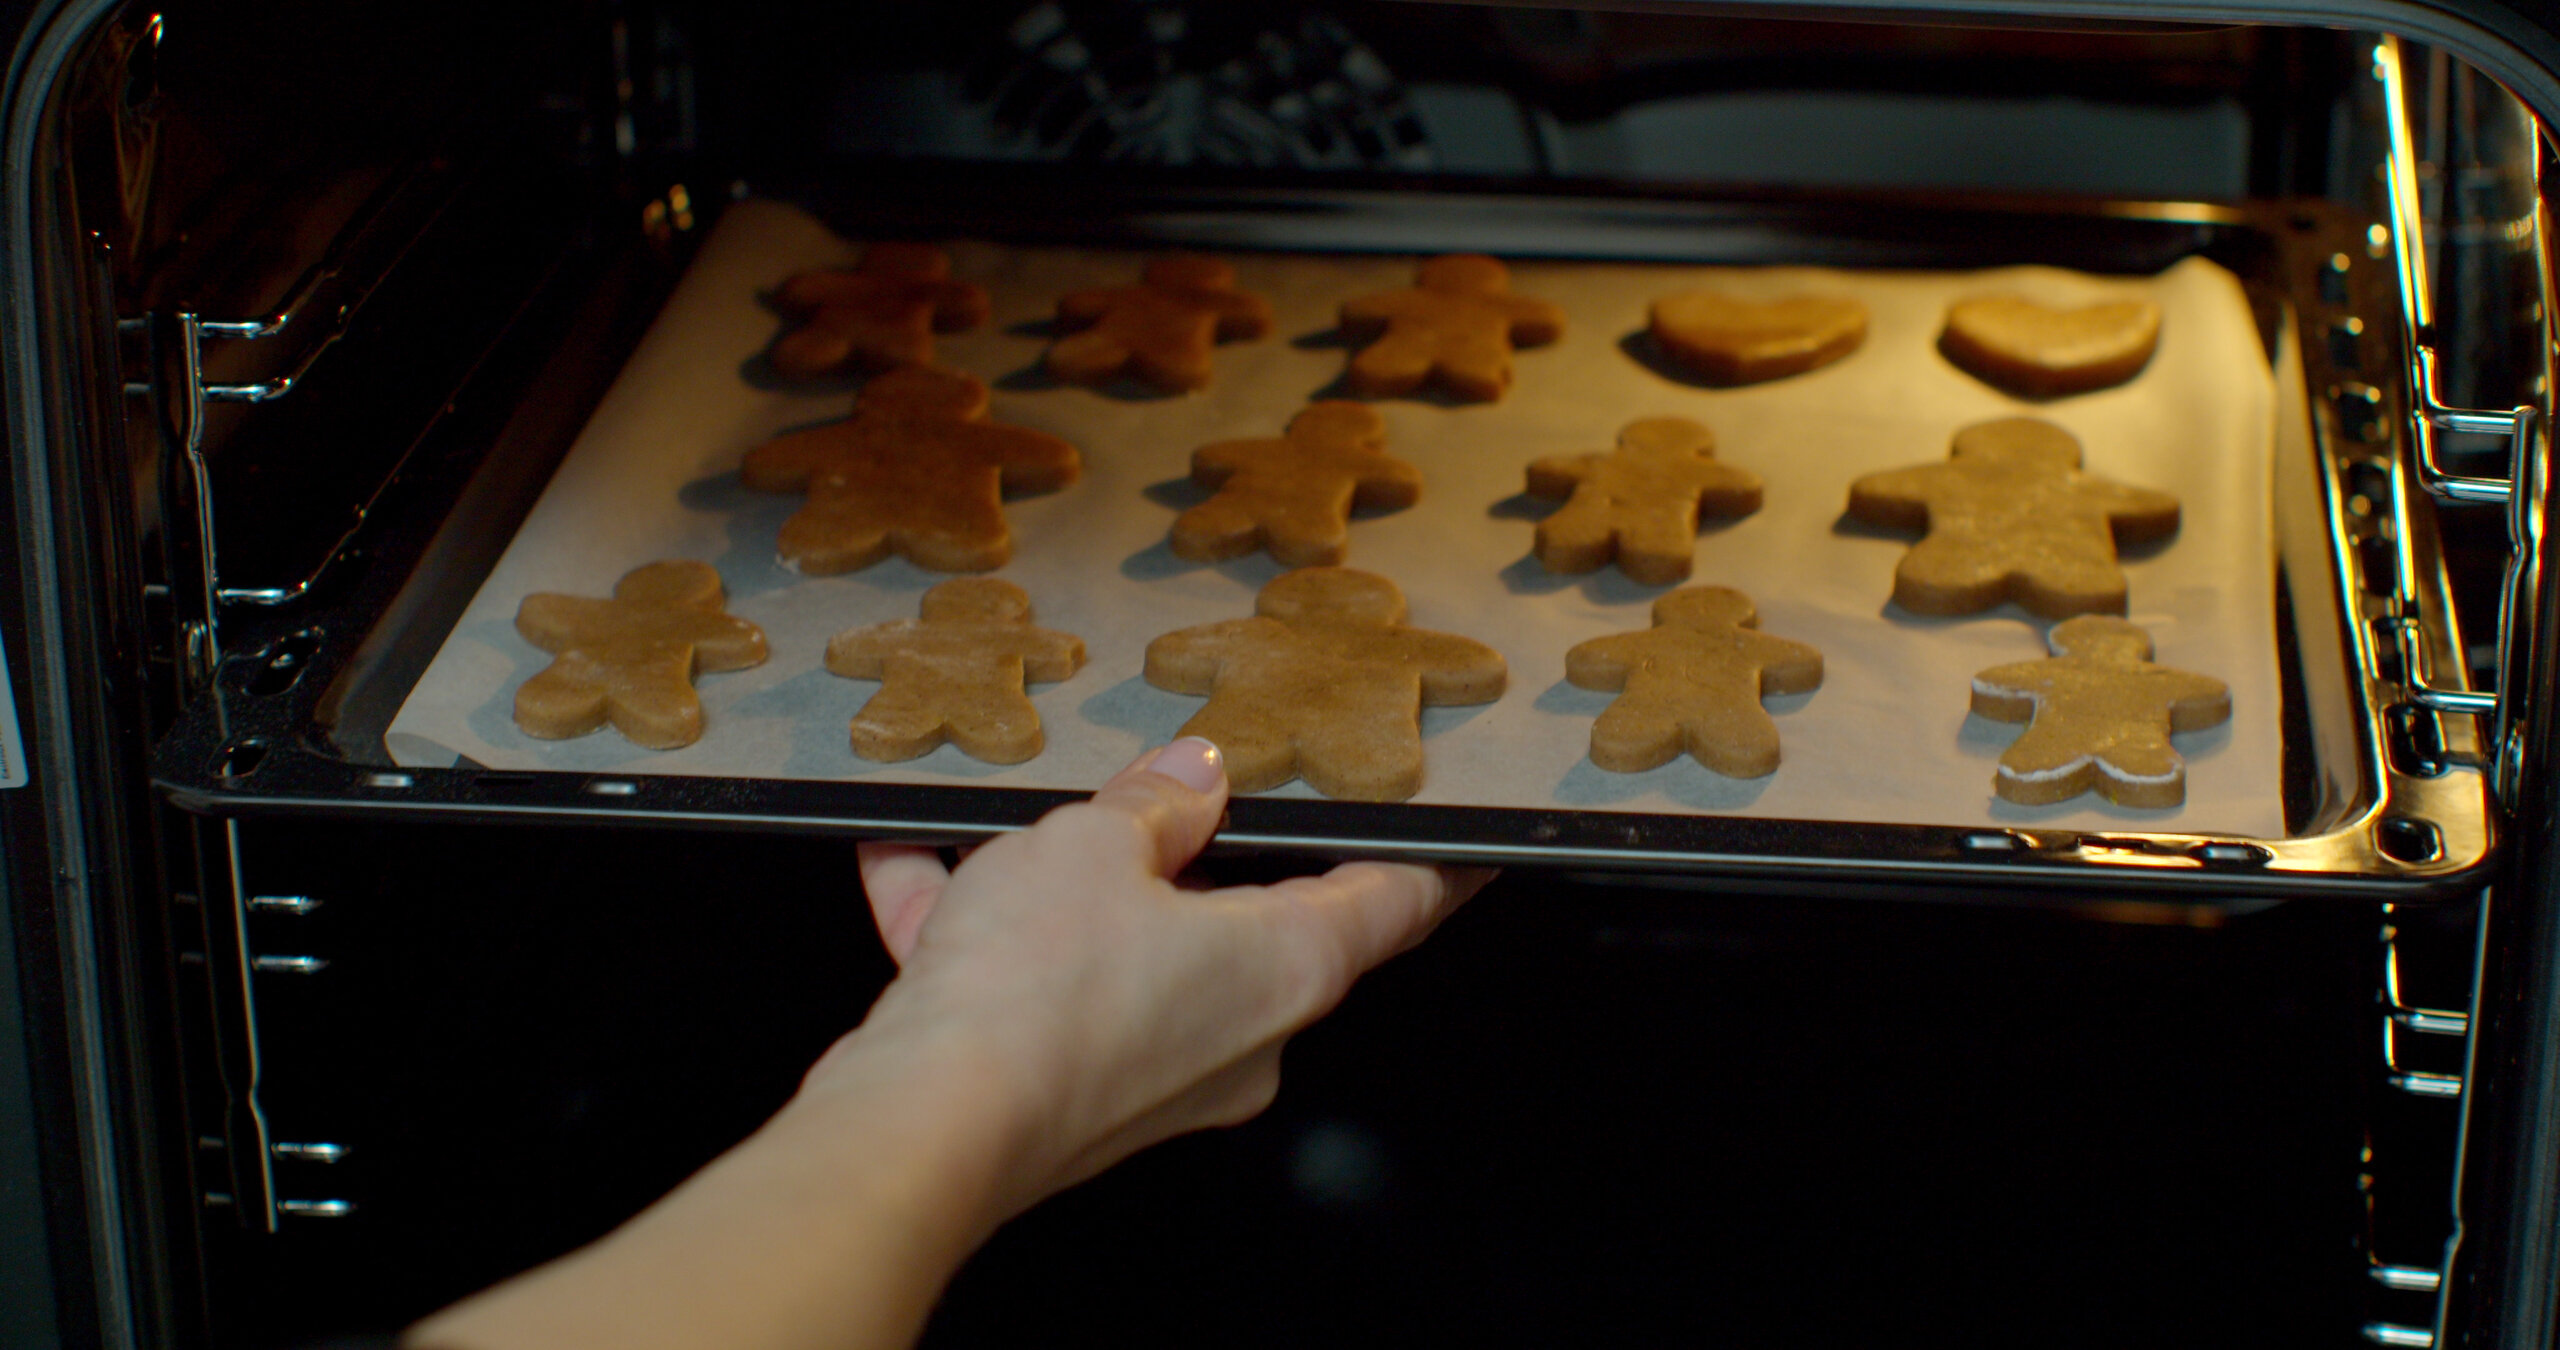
(825, 578), (1085, 764)
(1337, 254), (1566, 402)
(1939, 295), (2162, 397)
(742, 365), (1080, 574)
(513, 560), (769, 750)
(1143, 567), (1507, 801)
(1970, 615), (2230, 808)
(1565, 586), (1822, 777)
(1046, 255), (1274, 392)
(1172, 402), (1421, 566)
(1526, 417), (1763, 585)
(1648, 290), (1868, 385)
(1846, 417), (2178, 618)
(767, 243), (991, 380)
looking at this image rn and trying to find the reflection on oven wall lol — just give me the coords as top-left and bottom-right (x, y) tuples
(807, 1), (2262, 198)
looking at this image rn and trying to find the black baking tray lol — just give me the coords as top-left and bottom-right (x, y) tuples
(149, 170), (2496, 899)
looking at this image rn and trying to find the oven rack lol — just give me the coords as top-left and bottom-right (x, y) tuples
(126, 166), (2504, 901)
(117, 147), (618, 696)
(117, 155), (459, 681)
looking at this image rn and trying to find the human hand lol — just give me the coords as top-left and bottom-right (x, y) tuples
(405, 738), (1485, 1350)
(811, 736), (1492, 1221)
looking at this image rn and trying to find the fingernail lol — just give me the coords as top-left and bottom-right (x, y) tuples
(1149, 736), (1224, 793)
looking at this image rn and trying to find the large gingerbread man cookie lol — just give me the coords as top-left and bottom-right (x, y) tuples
(1046, 255), (1273, 392)
(825, 578), (1085, 764)
(1526, 417), (1763, 585)
(1846, 417), (2177, 618)
(1338, 254), (1565, 402)
(1970, 615), (2230, 808)
(742, 365), (1080, 574)
(1940, 295), (2162, 397)
(513, 560), (769, 750)
(1172, 402), (1421, 566)
(768, 242), (991, 380)
(1143, 567), (1507, 801)
(1566, 586), (1822, 777)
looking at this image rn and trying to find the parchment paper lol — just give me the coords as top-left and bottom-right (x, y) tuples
(388, 198), (2283, 836)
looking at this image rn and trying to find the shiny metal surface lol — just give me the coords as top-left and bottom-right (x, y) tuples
(2394, 1006), (2472, 1035)
(2393, 1070), (2467, 1098)
(220, 819), (279, 1234)
(2374, 35), (2553, 811)
(2364, 1322), (2436, 1347)
(2376, 1263), (2448, 1292)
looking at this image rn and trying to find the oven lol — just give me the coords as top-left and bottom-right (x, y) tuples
(6, 1), (2559, 1345)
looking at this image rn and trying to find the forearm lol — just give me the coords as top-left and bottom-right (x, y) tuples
(406, 1020), (1033, 1350)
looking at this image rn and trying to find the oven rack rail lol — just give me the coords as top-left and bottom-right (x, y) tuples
(118, 154), (469, 677)
(2374, 37), (2547, 820)
(2349, 36), (2552, 1349)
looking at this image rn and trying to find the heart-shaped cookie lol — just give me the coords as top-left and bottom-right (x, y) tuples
(1940, 296), (2161, 397)
(1648, 291), (1869, 385)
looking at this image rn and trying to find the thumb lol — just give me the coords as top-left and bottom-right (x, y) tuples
(1081, 737), (1231, 880)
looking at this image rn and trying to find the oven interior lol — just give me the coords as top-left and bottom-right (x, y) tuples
(14, 0), (2557, 1344)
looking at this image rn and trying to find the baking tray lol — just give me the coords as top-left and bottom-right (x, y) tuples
(153, 179), (2494, 898)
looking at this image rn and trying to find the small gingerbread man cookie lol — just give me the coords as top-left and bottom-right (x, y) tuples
(513, 560), (769, 750)
(1144, 567), (1507, 801)
(825, 578), (1086, 764)
(742, 365), (1080, 575)
(1526, 417), (1763, 585)
(1648, 290), (1868, 385)
(767, 242), (992, 380)
(1940, 295), (2162, 397)
(1172, 402), (1421, 566)
(1566, 586), (1822, 777)
(1970, 615), (2230, 808)
(1338, 254), (1565, 402)
(1847, 417), (2178, 618)
(1046, 255), (1274, 392)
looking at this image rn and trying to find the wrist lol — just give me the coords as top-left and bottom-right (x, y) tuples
(783, 990), (1058, 1234)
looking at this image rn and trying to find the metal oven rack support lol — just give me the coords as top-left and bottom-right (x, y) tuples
(2365, 35), (2553, 1350)
(118, 157), (462, 692)
(114, 170), (460, 1235)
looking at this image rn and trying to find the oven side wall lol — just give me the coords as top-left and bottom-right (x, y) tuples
(5, 0), (231, 1346)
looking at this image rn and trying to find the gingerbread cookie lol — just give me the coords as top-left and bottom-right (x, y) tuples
(1846, 417), (2177, 618)
(768, 243), (991, 380)
(1525, 417), (1762, 585)
(1970, 615), (2230, 808)
(1173, 402), (1421, 566)
(1337, 254), (1565, 402)
(1940, 295), (2162, 397)
(1566, 587), (1822, 777)
(513, 560), (769, 750)
(1143, 567), (1507, 801)
(1046, 255), (1273, 392)
(742, 365), (1079, 574)
(825, 578), (1085, 764)
(1648, 290), (1868, 385)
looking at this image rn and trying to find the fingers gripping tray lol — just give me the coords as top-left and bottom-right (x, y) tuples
(153, 190), (2493, 899)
